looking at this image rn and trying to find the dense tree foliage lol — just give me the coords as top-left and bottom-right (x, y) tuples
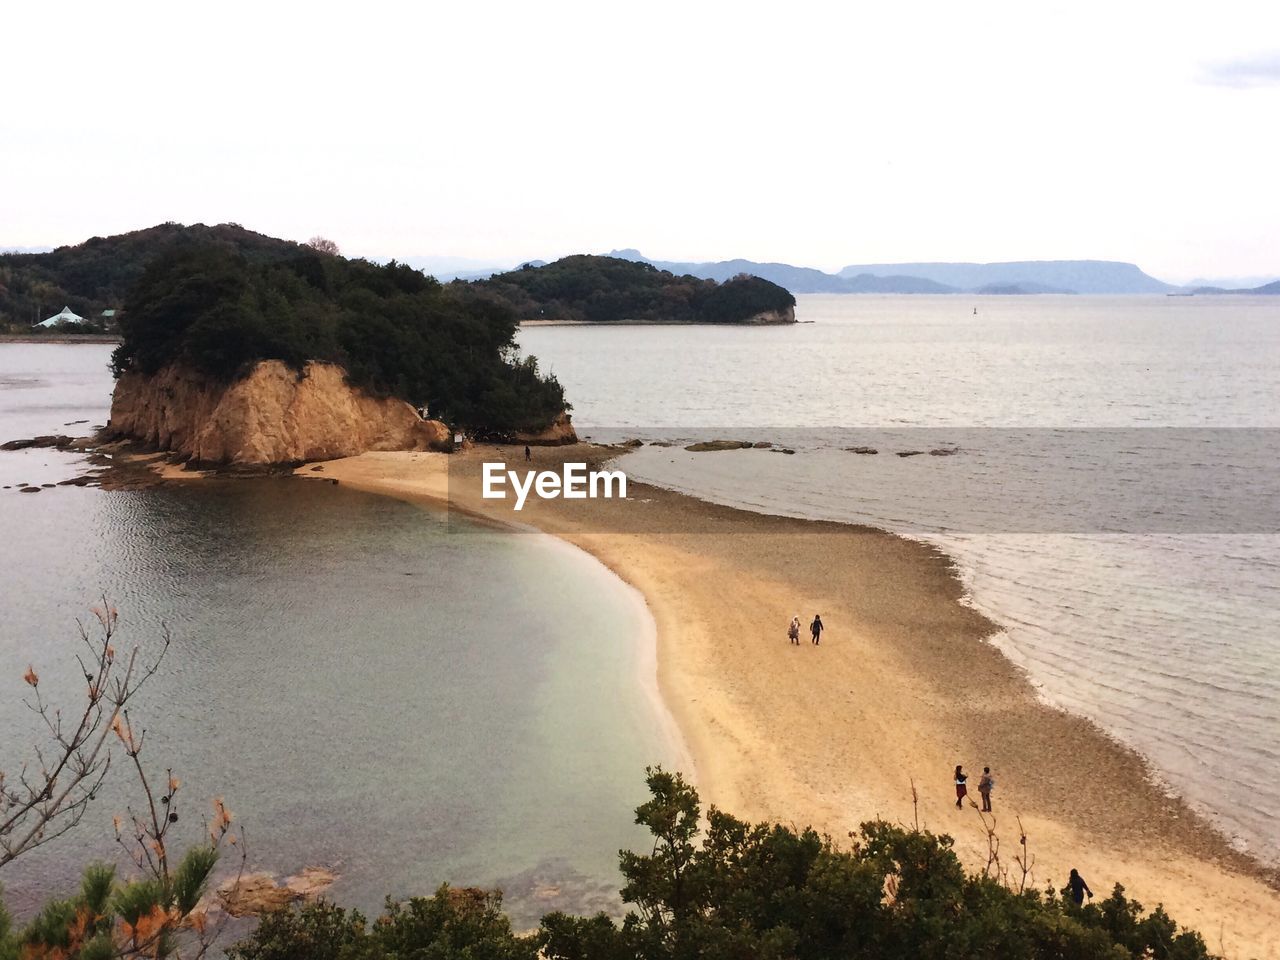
(226, 769), (1214, 960)
(111, 246), (567, 432)
(0, 222), (305, 330)
(466, 257), (796, 324)
(226, 891), (541, 960)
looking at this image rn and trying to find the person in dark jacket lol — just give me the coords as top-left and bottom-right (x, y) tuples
(954, 765), (968, 808)
(1066, 868), (1093, 905)
(810, 614), (824, 645)
(978, 766), (994, 812)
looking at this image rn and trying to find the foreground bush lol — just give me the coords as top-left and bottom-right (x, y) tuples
(0, 847), (223, 960)
(227, 891), (540, 960)
(228, 769), (1214, 960)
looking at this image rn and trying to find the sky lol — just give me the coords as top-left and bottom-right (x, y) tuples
(2, 1), (1278, 283)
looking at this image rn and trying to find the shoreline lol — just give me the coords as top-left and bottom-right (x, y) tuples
(535, 528), (697, 785)
(606, 451), (1277, 864)
(0, 333), (122, 343)
(301, 444), (1278, 957)
(518, 319), (793, 327)
(143, 442), (1279, 954)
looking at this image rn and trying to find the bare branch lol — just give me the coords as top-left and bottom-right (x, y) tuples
(0, 601), (169, 870)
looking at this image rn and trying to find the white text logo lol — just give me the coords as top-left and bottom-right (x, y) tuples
(481, 462), (628, 510)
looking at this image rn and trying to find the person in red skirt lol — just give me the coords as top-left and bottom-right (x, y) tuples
(954, 765), (968, 809)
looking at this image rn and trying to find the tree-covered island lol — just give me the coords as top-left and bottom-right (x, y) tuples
(463, 255), (797, 324)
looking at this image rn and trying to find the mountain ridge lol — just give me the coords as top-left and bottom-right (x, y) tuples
(1190, 279), (1280, 295)
(837, 259), (1173, 294)
(608, 250), (1176, 295)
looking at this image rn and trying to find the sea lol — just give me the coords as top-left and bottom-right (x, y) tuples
(0, 343), (680, 925)
(518, 293), (1280, 866)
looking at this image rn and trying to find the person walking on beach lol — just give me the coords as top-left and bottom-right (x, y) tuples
(978, 766), (994, 812)
(810, 614), (824, 645)
(524, 444), (532, 462)
(1065, 868), (1093, 906)
(787, 616), (801, 645)
(954, 765), (968, 808)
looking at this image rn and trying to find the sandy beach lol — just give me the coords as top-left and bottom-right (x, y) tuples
(299, 443), (1279, 958)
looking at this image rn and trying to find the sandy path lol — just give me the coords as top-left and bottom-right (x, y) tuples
(306, 445), (1278, 958)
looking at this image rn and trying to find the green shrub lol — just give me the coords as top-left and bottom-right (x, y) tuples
(224, 768), (1215, 960)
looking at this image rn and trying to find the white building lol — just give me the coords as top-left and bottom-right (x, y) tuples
(37, 305), (85, 327)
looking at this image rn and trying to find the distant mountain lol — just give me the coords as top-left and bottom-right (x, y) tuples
(395, 255), (523, 282)
(1191, 279), (1280, 295)
(837, 260), (1172, 294)
(608, 250), (954, 294)
(974, 282), (1076, 295)
(608, 249), (853, 293)
(840, 273), (957, 294)
(1186, 274), (1280, 290)
(610, 251), (1177, 295)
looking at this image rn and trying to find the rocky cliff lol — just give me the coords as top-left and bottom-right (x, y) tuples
(109, 361), (452, 465)
(743, 306), (796, 324)
(513, 412), (578, 446)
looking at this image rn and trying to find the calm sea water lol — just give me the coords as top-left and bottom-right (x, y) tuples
(520, 294), (1280, 864)
(0, 344), (678, 925)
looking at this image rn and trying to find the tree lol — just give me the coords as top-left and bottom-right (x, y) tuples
(1, 606), (243, 960)
(467, 256), (795, 324)
(305, 237), (340, 256)
(0, 605), (167, 868)
(112, 246), (569, 433)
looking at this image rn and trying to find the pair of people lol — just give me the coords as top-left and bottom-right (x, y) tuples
(954, 765), (996, 812)
(787, 614), (823, 645)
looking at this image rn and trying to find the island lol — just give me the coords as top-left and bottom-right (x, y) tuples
(462, 255), (797, 324)
(97, 229), (575, 465)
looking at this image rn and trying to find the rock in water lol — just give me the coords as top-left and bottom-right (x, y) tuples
(1, 435), (74, 451)
(217, 866), (336, 917)
(685, 440), (755, 452)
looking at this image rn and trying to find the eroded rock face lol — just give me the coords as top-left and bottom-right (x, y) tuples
(110, 361), (451, 466)
(513, 412), (578, 446)
(742, 305), (796, 324)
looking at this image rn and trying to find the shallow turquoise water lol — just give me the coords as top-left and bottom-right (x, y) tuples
(0, 344), (677, 925)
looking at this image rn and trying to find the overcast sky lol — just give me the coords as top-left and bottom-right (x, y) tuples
(3, 1), (1277, 282)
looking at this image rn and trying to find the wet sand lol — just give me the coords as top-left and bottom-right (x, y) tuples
(305, 444), (1277, 957)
